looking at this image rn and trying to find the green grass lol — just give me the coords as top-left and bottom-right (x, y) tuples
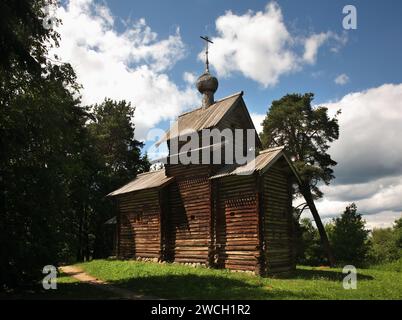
(1, 273), (119, 300)
(76, 259), (402, 300)
(371, 258), (402, 273)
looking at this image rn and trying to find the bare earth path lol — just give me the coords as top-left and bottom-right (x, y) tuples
(59, 265), (159, 300)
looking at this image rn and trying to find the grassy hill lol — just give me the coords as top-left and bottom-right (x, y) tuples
(7, 259), (401, 300)
(70, 259), (402, 300)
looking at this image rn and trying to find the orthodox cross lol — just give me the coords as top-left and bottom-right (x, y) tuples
(200, 35), (213, 73)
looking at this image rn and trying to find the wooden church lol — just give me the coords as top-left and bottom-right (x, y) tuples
(108, 40), (301, 275)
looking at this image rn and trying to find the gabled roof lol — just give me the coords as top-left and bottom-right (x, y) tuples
(157, 92), (245, 145)
(210, 146), (301, 183)
(107, 169), (173, 197)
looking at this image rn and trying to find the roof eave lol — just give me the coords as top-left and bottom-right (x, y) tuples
(107, 177), (174, 198)
(258, 151), (302, 185)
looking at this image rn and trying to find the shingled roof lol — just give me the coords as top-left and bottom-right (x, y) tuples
(107, 169), (173, 197)
(210, 146), (301, 182)
(157, 91), (244, 145)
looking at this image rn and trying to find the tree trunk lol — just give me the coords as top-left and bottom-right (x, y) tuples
(84, 206), (90, 261)
(77, 213), (83, 262)
(300, 183), (335, 267)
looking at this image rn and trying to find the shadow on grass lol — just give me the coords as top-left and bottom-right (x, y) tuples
(1, 282), (121, 300)
(2, 267), (374, 300)
(275, 268), (374, 282)
(2, 275), (312, 300)
(108, 274), (322, 300)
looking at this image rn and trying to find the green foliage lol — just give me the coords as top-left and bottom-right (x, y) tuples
(394, 217), (402, 229)
(368, 216), (402, 264)
(394, 217), (402, 249)
(295, 218), (326, 266)
(84, 99), (150, 260)
(0, 0), (149, 290)
(329, 203), (370, 266)
(369, 228), (399, 264)
(260, 93), (340, 198)
(88, 99), (149, 185)
(296, 213), (402, 268)
(0, 61), (88, 288)
(0, 0), (87, 289)
(371, 258), (402, 273)
(0, 0), (60, 74)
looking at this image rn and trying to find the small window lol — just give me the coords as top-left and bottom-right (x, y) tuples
(230, 212), (235, 217)
(190, 215), (195, 220)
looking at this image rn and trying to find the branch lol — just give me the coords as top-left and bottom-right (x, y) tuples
(295, 202), (307, 209)
(294, 202), (309, 215)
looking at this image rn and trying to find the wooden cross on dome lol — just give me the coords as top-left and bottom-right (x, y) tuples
(200, 35), (213, 73)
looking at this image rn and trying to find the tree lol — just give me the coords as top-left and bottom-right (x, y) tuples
(0, 62), (91, 288)
(395, 217), (402, 229)
(0, 0), (60, 78)
(86, 99), (150, 259)
(260, 93), (340, 266)
(0, 0), (150, 289)
(88, 99), (149, 185)
(0, 0), (88, 289)
(295, 218), (326, 265)
(394, 217), (402, 250)
(369, 216), (402, 264)
(329, 203), (370, 266)
(369, 228), (399, 264)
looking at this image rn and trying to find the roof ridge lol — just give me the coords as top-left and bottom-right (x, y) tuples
(137, 168), (165, 176)
(215, 91), (243, 103)
(259, 146), (285, 154)
(178, 91), (243, 118)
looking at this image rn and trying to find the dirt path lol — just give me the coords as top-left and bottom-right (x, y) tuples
(59, 265), (159, 300)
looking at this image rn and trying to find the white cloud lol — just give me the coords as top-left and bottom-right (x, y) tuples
(311, 83), (402, 228)
(250, 112), (265, 134)
(334, 73), (350, 85)
(314, 176), (402, 216)
(364, 211), (402, 230)
(50, 0), (198, 140)
(303, 32), (331, 64)
(203, 2), (346, 87)
(326, 83), (402, 184)
(183, 71), (197, 85)
(261, 84), (402, 228)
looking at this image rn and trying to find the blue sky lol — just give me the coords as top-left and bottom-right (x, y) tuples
(104, 0), (402, 107)
(53, 0), (402, 227)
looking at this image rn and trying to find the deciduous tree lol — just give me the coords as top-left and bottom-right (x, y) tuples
(330, 203), (370, 266)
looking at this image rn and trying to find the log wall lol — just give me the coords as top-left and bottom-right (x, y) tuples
(115, 157), (295, 275)
(214, 175), (260, 272)
(165, 164), (213, 265)
(117, 189), (162, 260)
(262, 161), (294, 274)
